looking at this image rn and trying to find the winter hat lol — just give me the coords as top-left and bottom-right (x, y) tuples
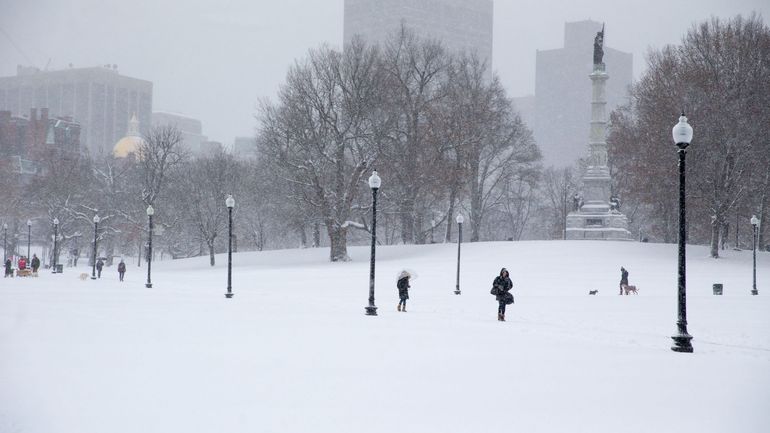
(500, 268), (509, 277)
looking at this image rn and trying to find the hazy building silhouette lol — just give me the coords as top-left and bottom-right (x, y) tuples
(0, 65), (152, 156)
(152, 111), (206, 155)
(533, 20), (632, 167)
(343, 0), (493, 63)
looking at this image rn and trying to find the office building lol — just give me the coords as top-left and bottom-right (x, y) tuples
(0, 65), (152, 156)
(344, 0), (494, 63)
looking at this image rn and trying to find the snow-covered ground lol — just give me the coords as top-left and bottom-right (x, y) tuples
(1, 240), (768, 433)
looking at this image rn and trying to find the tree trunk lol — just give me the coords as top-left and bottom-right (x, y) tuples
(710, 216), (720, 258)
(445, 190), (457, 243)
(313, 222), (321, 247)
(328, 224), (349, 262)
(208, 242), (216, 267)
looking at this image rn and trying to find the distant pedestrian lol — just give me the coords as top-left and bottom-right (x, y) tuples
(96, 258), (104, 279)
(397, 270), (411, 312)
(4, 258), (11, 277)
(31, 254), (40, 273)
(492, 268), (514, 321)
(117, 260), (126, 282)
(619, 267), (629, 295)
(17, 257), (27, 271)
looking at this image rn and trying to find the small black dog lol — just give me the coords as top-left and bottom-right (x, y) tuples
(588, 290), (599, 295)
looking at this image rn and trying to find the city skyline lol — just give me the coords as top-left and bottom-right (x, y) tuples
(1, 0), (768, 146)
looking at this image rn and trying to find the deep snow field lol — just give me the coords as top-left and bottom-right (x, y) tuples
(1, 240), (768, 433)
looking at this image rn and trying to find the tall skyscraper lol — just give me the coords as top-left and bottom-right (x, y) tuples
(533, 20), (632, 167)
(343, 0), (494, 64)
(0, 65), (152, 156)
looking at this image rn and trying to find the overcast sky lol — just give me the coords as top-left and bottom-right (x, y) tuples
(1, 0), (768, 144)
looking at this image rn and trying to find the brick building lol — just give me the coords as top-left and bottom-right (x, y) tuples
(0, 108), (81, 175)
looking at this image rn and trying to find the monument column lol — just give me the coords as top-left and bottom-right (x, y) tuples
(566, 25), (632, 241)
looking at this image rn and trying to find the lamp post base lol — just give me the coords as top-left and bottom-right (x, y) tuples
(751, 289), (758, 296)
(454, 289), (461, 295)
(365, 306), (378, 316)
(145, 283), (153, 288)
(225, 293), (234, 298)
(671, 334), (694, 353)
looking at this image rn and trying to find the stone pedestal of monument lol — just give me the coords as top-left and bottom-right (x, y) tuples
(566, 63), (632, 241)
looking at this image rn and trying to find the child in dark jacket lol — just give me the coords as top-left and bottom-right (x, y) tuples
(397, 270), (411, 312)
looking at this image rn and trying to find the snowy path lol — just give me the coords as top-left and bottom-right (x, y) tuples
(1, 241), (768, 433)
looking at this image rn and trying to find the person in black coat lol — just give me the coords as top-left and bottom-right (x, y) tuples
(96, 258), (104, 279)
(494, 268), (513, 321)
(4, 258), (11, 277)
(31, 254), (40, 273)
(397, 270), (411, 312)
(117, 259), (126, 282)
(619, 267), (629, 295)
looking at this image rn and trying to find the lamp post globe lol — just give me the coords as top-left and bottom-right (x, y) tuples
(455, 214), (464, 295)
(146, 205), (155, 288)
(365, 170), (380, 315)
(225, 195), (235, 298)
(671, 113), (694, 353)
(52, 218), (59, 273)
(91, 215), (100, 280)
(751, 215), (760, 296)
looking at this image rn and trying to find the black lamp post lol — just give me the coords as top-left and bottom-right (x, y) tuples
(91, 214), (100, 280)
(52, 218), (59, 273)
(225, 195), (235, 298)
(751, 215), (760, 296)
(26, 219), (31, 259)
(365, 170), (381, 316)
(146, 205), (154, 288)
(671, 113), (694, 353)
(455, 214), (464, 295)
(3, 223), (7, 264)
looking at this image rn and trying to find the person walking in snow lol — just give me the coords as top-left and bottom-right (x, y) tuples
(619, 266), (629, 295)
(117, 260), (126, 282)
(31, 254), (40, 273)
(397, 270), (411, 312)
(96, 258), (104, 279)
(17, 256), (26, 271)
(4, 258), (11, 277)
(493, 268), (514, 321)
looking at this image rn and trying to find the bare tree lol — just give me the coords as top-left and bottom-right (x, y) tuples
(609, 14), (770, 255)
(139, 125), (186, 207)
(177, 150), (242, 266)
(258, 39), (386, 261)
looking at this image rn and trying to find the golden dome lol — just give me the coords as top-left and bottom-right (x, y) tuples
(113, 113), (145, 158)
(113, 135), (144, 158)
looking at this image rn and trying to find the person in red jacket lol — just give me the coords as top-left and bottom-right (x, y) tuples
(17, 257), (27, 271)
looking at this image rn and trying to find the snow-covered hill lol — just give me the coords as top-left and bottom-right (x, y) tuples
(1, 241), (768, 433)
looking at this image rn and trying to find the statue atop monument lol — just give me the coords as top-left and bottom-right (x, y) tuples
(593, 24), (605, 67)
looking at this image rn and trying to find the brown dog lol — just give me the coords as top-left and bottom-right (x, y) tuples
(622, 284), (638, 295)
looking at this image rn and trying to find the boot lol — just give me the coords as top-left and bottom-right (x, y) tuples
(397, 304), (401, 312)
(500, 313), (506, 322)
(402, 306), (407, 312)
(497, 312), (503, 321)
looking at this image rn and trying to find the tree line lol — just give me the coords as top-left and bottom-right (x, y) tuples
(607, 13), (770, 257)
(3, 16), (766, 265)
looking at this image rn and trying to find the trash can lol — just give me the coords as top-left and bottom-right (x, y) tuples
(713, 283), (723, 295)
(55, 264), (63, 274)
